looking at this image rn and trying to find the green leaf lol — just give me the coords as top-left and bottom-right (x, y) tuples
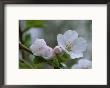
(19, 61), (32, 69)
(19, 59), (33, 69)
(33, 56), (55, 69)
(57, 53), (70, 63)
(66, 59), (77, 68)
(23, 34), (31, 47)
(33, 56), (47, 64)
(24, 20), (44, 32)
(32, 62), (45, 69)
(52, 58), (60, 68)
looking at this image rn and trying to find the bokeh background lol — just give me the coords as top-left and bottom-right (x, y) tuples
(19, 20), (92, 69)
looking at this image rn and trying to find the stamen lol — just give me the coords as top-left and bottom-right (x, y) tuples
(65, 41), (73, 51)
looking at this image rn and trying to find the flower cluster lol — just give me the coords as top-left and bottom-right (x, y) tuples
(30, 30), (91, 68)
(30, 30), (87, 59)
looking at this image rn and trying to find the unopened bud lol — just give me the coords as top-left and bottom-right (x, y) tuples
(53, 46), (62, 54)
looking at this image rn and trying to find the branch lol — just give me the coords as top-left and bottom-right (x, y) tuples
(19, 42), (63, 69)
(19, 42), (33, 55)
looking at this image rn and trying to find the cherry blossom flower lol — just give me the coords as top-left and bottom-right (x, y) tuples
(72, 58), (92, 69)
(57, 30), (87, 59)
(30, 39), (54, 59)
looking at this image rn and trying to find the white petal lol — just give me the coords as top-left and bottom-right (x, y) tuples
(73, 37), (87, 53)
(78, 59), (92, 69)
(57, 34), (65, 47)
(70, 52), (83, 59)
(72, 59), (92, 69)
(33, 39), (47, 46)
(30, 39), (54, 59)
(30, 44), (39, 56)
(63, 30), (78, 42)
(72, 64), (82, 69)
(42, 46), (54, 59)
(30, 39), (47, 56)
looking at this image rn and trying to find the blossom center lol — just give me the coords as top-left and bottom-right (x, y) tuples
(65, 41), (73, 51)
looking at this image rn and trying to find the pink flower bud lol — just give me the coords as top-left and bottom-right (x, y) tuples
(53, 46), (62, 54)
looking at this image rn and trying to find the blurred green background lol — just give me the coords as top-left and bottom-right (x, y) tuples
(19, 20), (92, 69)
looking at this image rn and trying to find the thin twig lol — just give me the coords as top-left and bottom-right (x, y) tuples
(19, 42), (33, 55)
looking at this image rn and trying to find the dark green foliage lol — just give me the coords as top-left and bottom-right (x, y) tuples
(25, 20), (44, 32)
(19, 59), (32, 69)
(23, 34), (31, 47)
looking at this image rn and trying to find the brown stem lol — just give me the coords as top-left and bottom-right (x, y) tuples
(19, 42), (33, 55)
